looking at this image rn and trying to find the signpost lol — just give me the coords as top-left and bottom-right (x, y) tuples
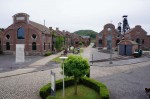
(59, 57), (68, 97)
(50, 70), (56, 96)
(16, 44), (25, 63)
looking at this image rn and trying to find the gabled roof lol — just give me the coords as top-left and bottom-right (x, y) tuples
(29, 21), (50, 34)
(118, 40), (138, 45)
(125, 25), (147, 35)
(55, 30), (64, 36)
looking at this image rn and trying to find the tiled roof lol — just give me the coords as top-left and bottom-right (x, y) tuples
(118, 40), (138, 45)
(29, 21), (50, 34)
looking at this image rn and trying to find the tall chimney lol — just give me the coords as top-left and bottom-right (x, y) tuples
(49, 27), (52, 30)
(56, 27), (59, 31)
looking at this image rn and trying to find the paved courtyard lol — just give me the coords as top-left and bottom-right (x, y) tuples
(0, 55), (43, 73)
(0, 46), (150, 99)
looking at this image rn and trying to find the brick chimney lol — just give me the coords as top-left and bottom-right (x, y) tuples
(49, 27), (52, 30)
(62, 30), (65, 33)
(56, 27), (59, 31)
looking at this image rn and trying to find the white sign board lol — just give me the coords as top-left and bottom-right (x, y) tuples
(16, 44), (25, 63)
(51, 75), (55, 90)
(50, 71), (55, 96)
(16, 17), (25, 21)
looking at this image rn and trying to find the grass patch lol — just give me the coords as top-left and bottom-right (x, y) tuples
(47, 84), (100, 99)
(79, 48), (84, 53)
(51, 56), (62, 63)
(50, 48), (84, 63)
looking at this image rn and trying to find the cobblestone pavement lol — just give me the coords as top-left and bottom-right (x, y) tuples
(0, 55), (43, 73)
(91, 61), (150, 99)
(89, 47), (150, 99)
(0, 46), (150, 99)
(0, 68), (62, 99)
(90, 47), (119, 61)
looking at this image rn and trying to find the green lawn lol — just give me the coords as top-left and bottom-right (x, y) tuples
(51, 56), (62, 63)
(47, 85), (100, 99)
(51, 48), (84, 63)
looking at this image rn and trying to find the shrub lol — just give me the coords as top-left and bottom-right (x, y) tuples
(80, 77), (109, 99)
(44, 51), (52, 56)
(39, 77), (109, 99)
(133, 49), (142, 58)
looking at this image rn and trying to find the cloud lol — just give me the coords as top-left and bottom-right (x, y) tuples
(0, 0), (150, 34)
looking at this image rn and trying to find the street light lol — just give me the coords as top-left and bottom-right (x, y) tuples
(59, 56), (68, 97)
(107, 28), (113, 64)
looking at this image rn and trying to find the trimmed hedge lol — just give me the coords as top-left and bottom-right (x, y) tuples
(39, 77), (109, 99)
(80, 77), (109, 99)
(40, 78), (74, 99)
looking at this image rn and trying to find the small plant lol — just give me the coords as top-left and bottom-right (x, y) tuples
(44, 51), (52, 56)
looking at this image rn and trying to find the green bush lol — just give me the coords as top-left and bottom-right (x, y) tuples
(133, 49), (142, 58)
(39, 77), (109, 99)
(80, 77), (109, 99)
(44, 51), (52, 56)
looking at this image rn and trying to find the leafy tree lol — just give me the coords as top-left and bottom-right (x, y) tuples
(62, 55), (90, 95)
(55, 36), (64, 51)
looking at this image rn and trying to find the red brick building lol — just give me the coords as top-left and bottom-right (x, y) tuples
(0, 30), (2, 51)
(81, 36), (90, 47)
(63, 31), (72, 50)
(96, 23), (150, 50)
(1, 13), (52, 55)
(124, 25), (150, 50)
(96, 23), (122, 49)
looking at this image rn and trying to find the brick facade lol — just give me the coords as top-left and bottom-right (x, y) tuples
(96, 23), (150, 50)
(1, 13), (52, 55)
(96, 23), (122, 49)
(125, 25), (150, 50)
(0, 31), (1, 51)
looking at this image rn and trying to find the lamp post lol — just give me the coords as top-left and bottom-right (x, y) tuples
(59, 56), (68, 97)
(107, 28), (113, 64)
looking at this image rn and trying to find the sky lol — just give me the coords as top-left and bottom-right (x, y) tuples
(1, 0), (150, 34)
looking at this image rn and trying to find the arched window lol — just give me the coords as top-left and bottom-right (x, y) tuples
(32, 42), (36, 50)
(142, 39), (144, 44)
(99, 39), (102, 46)
(17, 27), (25, 39)
(49, 43), (51, 49)
(116, 40), (120, 46)
(44, 42), (45, 50)
(136, 38), (140, 44)
(6, 42), (10, 50)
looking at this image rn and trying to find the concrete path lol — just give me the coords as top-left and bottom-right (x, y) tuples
(29, 51), (63, 67)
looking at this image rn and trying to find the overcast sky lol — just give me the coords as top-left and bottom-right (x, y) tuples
(1, 0), (150, 34)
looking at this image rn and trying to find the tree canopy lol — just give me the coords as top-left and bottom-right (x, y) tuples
(74, 30), (97, 39)
(62, 55), (90, 95)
